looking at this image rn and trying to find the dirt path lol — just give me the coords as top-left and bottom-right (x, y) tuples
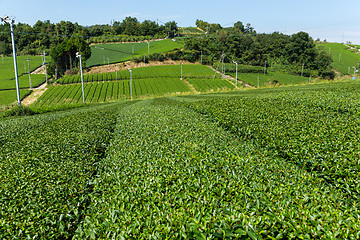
(22, 82), (47, 106)
(85, 60), (198, 74)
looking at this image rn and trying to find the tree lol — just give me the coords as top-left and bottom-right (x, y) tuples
(165, 21), (178, 37)
(50, 37), (91, 76)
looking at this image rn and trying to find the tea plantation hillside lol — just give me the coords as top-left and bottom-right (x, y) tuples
(1, 80), (360, 238)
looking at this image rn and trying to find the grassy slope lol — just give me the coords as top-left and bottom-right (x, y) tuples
(317, 42), (360, 75)
(86, 39), (184, 67)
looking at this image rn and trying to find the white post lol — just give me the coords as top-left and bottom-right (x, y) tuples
(257, 76), (260, 88)
(43, 51), (47, 84)
(2, 16), (21, 106)
(27, 57), (32, 89)
(55, 68), (58, 84)
(339, 54), (341, 62)
(129, 69), (133, 99)
(76, 52), (85, 105)
(147, 41), (150, 55)
(301, 63), (304, 77)
(353, 67), (357, 79)
(180, 63), (183, 80)
(233, 61), (238, 88)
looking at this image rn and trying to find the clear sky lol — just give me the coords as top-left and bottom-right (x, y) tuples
(1, 0), (360, 44)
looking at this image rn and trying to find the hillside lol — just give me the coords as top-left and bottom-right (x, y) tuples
(317, 42), (360, 75)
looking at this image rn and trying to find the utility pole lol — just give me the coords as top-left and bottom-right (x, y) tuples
(76, 52), (85, 105)
(353, 67), (357, 79)
(27, 57), (32, 89)
(55, 68), (58, 84)
(180, 63), (183, 80)
(128, 69), (133, 99)
(147, 41), (150, 56)
(1, 16), (20, 106)
(233, 61), (238, 88)
(301, 63), (304, 77)
(43, 51), (47, 84)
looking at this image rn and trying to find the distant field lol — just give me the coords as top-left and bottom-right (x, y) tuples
(180, 27), (204, 35)
(0, 55), (46, 105)
(317, 42), (360, 75)
(0, 89), (31, 106)
(228, 72), (310, 87)
(58, 64), (220, 84)
(86, 39), (184, 67)
(0, 74), (46, 90)
(0, 55), (44, 81)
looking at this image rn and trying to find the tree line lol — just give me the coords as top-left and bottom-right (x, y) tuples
(0, 17), (178, 55)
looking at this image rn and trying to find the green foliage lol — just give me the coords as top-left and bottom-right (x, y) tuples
(185, 32), (333, 78)
(0, 89), (31, 107)
(49, 37), (91, 76)
(0, 103), (122, 238)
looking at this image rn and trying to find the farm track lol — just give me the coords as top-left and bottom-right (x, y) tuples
(22, 82), (48, 106)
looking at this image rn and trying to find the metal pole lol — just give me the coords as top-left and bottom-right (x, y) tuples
(55, 68), (58, 84)
(233, 61), (237, 88)
(129, 69), (133, 99)
(339, 54), (341, 62)
(353, 67), (356, 79)
(27, 57), (32, 89)
(76, 52), (85, 105)
(147, 41), (150, 55)
(257, 76), (259, 88)
(180, 63), (183, 80)
(301, 63), (304, 77)
(43, 51), (47, 84)
(2, 17), (21, 107)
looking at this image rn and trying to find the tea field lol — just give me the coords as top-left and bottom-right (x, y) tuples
(1, 80), (360, 238)
(317, 42), (360, 75)
(0, 55), (46, 107)
(86, 39), (184, 67)
(33, 64), (232, 106)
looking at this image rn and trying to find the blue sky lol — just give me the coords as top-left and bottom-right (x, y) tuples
(1, 0), (360, 43)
